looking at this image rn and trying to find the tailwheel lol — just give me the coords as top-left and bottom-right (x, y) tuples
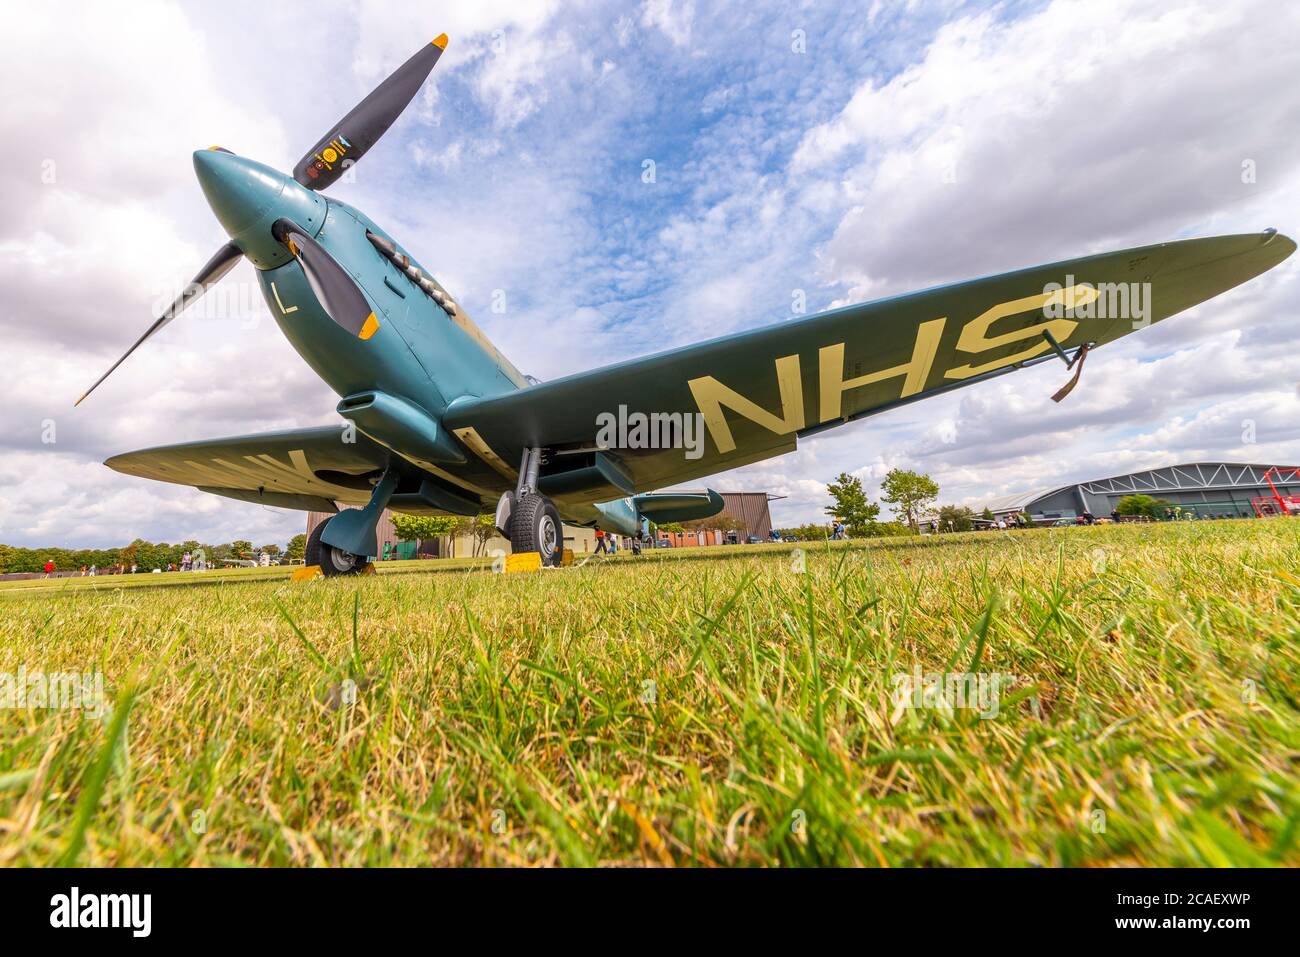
(306, 514), (367, 577)
(508, 493), (563, 566)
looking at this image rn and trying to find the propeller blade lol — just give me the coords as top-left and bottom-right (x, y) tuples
(292, 35), (448, 191)
(76, 242), (243, 406)
(274, 220), (378, 340)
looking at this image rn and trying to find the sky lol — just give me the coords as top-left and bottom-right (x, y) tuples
(1, 0), (1298, 548)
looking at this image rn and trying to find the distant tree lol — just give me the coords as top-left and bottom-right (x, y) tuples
(133, 540), (167, 570)
(873, 521), (911, 538)
(981, 507), (995, 523)
(937, 504), (975, 532)
(880, 469), (939, 532)
(1115, 494), (1172, 518)
(467, 514), (499, 555)
(285, 534), (307, 562)
(260, 544), (282, 557)
(771, 525), (812, 542)
(387, 514), (465, 558)
(825, 472), (881, 537)
(798, 523), (832, 541)
(230, 540), (253, 558)
(390, 514), (460, 541)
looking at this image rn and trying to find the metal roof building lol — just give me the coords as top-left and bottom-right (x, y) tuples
(718, 491), (781, 541)
(983, 462), (1300, 521)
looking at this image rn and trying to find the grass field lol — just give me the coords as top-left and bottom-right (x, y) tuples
(1, 520), (1297, 867)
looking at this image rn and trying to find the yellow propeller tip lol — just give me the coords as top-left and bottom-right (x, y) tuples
(432, 34), (448, 49)
(360, 313), (380, 340)
(74, 394), (87, 407)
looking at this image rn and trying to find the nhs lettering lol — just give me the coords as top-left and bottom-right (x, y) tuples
(688, 284), (1099, 454)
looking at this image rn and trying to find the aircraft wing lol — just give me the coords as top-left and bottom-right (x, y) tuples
(105, 426), (393, 512)
(443, 231), (1295, 500)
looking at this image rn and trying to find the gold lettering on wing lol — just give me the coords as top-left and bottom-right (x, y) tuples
(688, 354), (805, 455)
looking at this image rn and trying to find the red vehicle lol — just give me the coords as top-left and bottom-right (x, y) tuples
(1250, 468), (1300, 518)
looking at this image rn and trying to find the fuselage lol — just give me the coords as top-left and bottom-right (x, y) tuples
(190, 148), (649, 533)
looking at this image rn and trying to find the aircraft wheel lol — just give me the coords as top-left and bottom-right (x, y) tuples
(509, 493), (563, 566)
(306, 515), (365, 577)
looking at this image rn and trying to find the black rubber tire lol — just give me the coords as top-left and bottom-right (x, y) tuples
(306, 516), (365, 577)
(508, 494), (563, 566)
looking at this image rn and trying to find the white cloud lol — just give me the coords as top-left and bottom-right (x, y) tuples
(793, 0), (1300, 297)
(640, 0), (696, 48)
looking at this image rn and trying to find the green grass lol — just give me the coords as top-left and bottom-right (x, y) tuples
(1, 520), (1297, 866)
(0, 556), (487, 596)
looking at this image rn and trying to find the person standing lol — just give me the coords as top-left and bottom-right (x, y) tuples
(593, 529), (607, 554)
(43, 559), (55, 578)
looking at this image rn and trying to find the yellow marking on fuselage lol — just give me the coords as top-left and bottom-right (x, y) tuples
(359, 312), (380, 340)
(270, 281), (298, 315)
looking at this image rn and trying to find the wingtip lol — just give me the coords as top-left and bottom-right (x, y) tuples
(432, 33), (448, 50)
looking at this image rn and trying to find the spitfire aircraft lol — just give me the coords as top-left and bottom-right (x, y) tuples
(82, 35), (1295, 574)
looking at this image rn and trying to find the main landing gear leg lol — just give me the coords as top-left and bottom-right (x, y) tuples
(310, 465), (399, 577)
(496, 447), (562, 567)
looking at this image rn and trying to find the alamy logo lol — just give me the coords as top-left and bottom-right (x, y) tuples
(1042, 275), (1151, 328)
(0, 668), (105, 716)
(891, 666), (1019, 719)
(50, 887), (151, 937)
(595, 405), (706, 460)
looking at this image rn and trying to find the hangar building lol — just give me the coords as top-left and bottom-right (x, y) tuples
(982, 462), (1300, 522)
